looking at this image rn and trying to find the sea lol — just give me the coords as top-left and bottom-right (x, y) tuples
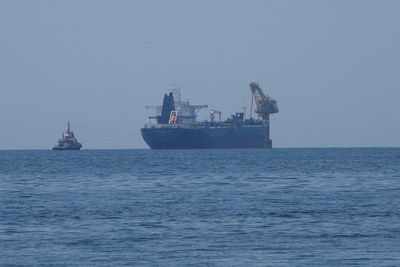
(1, 148), (400, 266)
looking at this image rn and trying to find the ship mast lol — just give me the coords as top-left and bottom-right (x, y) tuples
(250, 93), (254, 119)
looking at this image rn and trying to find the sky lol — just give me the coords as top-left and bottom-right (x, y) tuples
(1, 0), (399, 149)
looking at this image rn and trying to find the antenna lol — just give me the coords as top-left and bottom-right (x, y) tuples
(170, 85), (181, 103)
(67, 121), (70, 132)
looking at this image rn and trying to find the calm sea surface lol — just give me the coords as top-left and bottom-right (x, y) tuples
(1, 148), (400, 266)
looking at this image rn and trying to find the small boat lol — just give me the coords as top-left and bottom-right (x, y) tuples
(53, 121), (82, 150)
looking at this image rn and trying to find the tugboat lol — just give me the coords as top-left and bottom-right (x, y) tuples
(53, 121), (82, 150)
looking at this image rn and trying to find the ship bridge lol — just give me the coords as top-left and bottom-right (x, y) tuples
(145, 89), (207, 128)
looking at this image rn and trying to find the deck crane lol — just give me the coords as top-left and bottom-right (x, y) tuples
(210, 109), (222, 122)
(249, 82), (279, 122)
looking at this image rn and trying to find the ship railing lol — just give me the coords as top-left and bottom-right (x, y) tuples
(143, 123), (193, 129)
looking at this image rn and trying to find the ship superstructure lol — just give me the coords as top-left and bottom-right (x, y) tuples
(141, 82), (279, 149)
(53, 121), (82, 150)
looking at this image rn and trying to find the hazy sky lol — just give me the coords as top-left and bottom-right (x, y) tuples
(1, 0), (399, 149)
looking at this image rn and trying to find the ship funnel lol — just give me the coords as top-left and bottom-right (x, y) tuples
(158, 92), (175, 124)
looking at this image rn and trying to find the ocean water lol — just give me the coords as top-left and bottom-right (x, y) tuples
(1, 148), (400, 266)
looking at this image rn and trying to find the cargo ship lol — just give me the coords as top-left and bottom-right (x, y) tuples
(141, 82), (279, 149)
(53, 121), (82, 150)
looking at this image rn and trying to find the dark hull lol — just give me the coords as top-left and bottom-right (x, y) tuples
(53, 147), (81, 150)
(53, 142), (82, 150)
(141, 126), (272, 149)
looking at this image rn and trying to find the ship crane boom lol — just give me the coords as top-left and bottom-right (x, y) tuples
(249, 82), (278, 121)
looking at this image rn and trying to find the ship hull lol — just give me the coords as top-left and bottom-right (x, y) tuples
(52, 146), (81, 150)
(52, 143), (82, 150)
(141, 126), (272, 149)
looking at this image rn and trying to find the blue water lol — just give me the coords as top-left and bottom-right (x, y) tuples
(1, 148), (400, 266)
